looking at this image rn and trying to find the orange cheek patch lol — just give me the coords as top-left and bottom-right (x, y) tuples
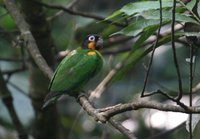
(88, 42), (95, 49)
(87, 51), (96, 55)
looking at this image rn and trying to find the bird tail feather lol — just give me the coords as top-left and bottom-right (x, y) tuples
(42, 92), (61, 109)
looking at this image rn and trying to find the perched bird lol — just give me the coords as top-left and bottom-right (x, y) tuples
(43, 34), (104, 108)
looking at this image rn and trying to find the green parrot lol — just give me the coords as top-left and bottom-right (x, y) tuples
(43, 34), (104, 108)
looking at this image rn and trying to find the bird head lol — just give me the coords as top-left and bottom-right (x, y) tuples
(82, 34), (103, 50)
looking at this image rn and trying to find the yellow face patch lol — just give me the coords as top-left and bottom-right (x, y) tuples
(88, 41), (95, 49)
(87, 51), (96, 55)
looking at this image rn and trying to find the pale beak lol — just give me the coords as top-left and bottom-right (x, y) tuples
(96, 37), (104, 50)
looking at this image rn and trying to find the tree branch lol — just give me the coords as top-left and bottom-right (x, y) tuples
(89, 62), (123, 101)
(141, 0), (163, 97)
(47, 0), (80, 21)
(77, 94), (107, 123)
(76, 95), (140, 139)
(171, 0), (183, 101)
(2, 67), (26, 75)
(0, 57), (24, 62)
(31, 0), (126, 27)
(78, 92), (200, 123)
(96, 99), (200, 122)
(3, 0), (53, 79)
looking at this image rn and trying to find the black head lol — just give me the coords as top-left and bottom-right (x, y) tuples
(82, 34), (103, 50)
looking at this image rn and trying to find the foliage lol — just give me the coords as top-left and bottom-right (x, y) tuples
(1, 0), (200, 139)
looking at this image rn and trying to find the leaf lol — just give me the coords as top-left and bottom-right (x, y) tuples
(131, 24), (160, 51)
(112, 34), (173, 82)
(112, 22), (165, 82)
(120, 0), (173, 16)
(0, 14), (16, 30)
(113, 18), (161, 36)
(142, 10), (199, 24)
(198, 1), (200, 18)
(186, 0), (197, 11)
(75, 21), (121, 42)
(106, 10), (123, 20)
(176, 32), (200, 37)
(106, 0), (173, 20)
(111, 49), (144, 82)
(111, 9), (198, 37)
(186, 98), (200, 134)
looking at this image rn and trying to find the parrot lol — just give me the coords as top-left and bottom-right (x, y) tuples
(43, 34), (104, 108)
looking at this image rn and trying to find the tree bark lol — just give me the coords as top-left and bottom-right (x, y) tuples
(18, 1), (59, 139)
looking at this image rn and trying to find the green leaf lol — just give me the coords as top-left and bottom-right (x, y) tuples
(186, 98), (200, 134)
(120, 0), (173, 16)
(176, 32), (200, 37)
(111, 49), (144, 82)
(112, 34), (173, 82)
(106, 10), (123, 20)
(112, 22), (164, 82)
(142, 10), (199, 24)
(113, 19), (161, 36)
(198, 1), (200, 18)
(132, 24), (160, 51)
(186, 0), (197, 11)
(75, 21), (120, 43)
(106, 0), (173, 20)
(0, 14), (16, 30)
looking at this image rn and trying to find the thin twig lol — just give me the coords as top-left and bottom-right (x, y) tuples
(141, 0), (163, 97)
(189, 44), (194, 139)
(103, 36), (133, 48)
(0, 57), (24, 62)
(192, 83), (200, 93)
(47, 10), (64, 21)
(2, 67), (26, 75)
(76, 94), (200, 123)
(142, 90), (189, 110)
(67, 0), (80, 9)
(171, 0), (183, 101)
(31, 0), (126, 27)
(97, 99), (200, 119)
(47, 0), (80, 21)
(77, 94), (107, 123)
(75, 93), (200, 138)
(8, 81), (30, 98)
(89, 62), (123, 101)
(177, 0), (200, 23)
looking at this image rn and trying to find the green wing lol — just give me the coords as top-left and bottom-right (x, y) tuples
(49, 48), (103, 94)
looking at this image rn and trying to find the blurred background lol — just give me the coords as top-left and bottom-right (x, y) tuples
(1, 0), (200, 139)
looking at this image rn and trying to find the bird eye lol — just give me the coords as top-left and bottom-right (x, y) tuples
(88, 35), (95, 41)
